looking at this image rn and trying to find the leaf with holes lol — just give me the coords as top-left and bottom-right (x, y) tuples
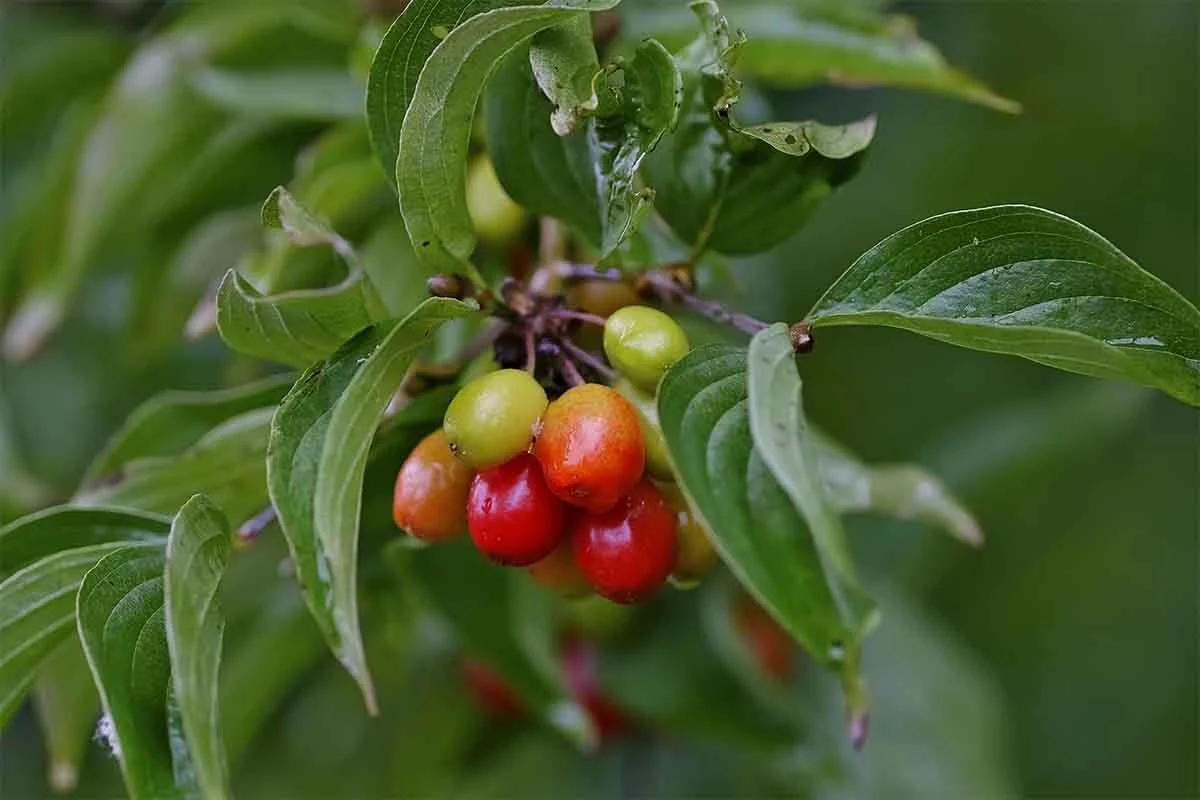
(484, 47), (601, 244)
(164, 496), (234, 800)
(808, 205), (1200, 406)
(589, 37), (682, 261)
(529, 15), (601, 136)
(268, 297), (477, 713)
(644, 1), (873, 255)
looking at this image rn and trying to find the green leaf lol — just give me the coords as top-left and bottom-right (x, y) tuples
(84, 374), (293, 487)
(0, 506), (171, 580)
(216, 271), (381, 368)
(529, 15), (601, 136)
(32, 639), (99, 794)
(268, 297), (476, 713)
(807, 205), (1200, 406)
(590, 38), (682, 261)
(813, 429), (982, 546)
(216, 187), (388, 367)
(75, 408), (273, 525)
(484, 47), (601, 244)
(394, 1), (620, 275)
(0, 544), (139, 726)
(77, 544), (194, 799)
(369, 1), (515, 187)
(191, 68), (364, 120)
(656, 344), (876, 710)
(626, 0), (1018, 112)
(164, 496), (234, 800)
(402, 539), (596, 748)
(644, 1), (872, 256)
(747, 325), (859, 586)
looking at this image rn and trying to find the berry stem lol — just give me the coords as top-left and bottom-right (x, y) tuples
(523, 322), (537, 373)
(557, 348), (586, 387)
(550, 309), (608, 327)
(640, 268), (768, 337)
(555, 335), (616, 381)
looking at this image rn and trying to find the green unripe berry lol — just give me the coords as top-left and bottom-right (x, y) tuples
(466, 157), (524, 243)
(615, 379), (674, 481)
(444, 369), (547, 468)
(603, 306), (689, 392)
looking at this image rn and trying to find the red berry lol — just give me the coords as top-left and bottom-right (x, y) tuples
(392, 429), (473, 542)
(534, 383), (644, 513)
(571, 479), (676, 603)
(735, 597), (797, 682)
(462, 659), (523, 717)
(562, 639), (628, 742)
(467, 454), (567, 566)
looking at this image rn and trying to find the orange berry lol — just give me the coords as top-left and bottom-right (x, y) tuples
(392, 429), (473, 542)
(534, 383), (644, 513)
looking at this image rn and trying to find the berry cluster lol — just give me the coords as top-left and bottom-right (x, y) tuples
(393, 300), (717, 603)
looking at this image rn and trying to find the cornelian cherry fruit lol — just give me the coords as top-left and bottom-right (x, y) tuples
(467, 454), (566, 566)
(735, 597), (797, 682)
(571, 479), (676, 603)
(392, 429), (473, 543)
(534, 383), (644, 513)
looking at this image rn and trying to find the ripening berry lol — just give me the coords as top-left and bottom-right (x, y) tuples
(735, 597), (797, 682)
(602, 306), (689, 392)
(444, 369), (547, 469)
(528, 539), (591, 597)
(534, 384), (644, 513)
(614, 379), (674, 482)
(462, 659), (523, 717)
(466, 157), (524, 243)
(392, 429), (473, 542)
(571, 479), (676, 603)
(659, 482), (717, 583)
(566, 279), (642, 349)
(467, 454), (567, 566)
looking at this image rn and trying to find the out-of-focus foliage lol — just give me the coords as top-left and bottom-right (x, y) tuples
(0, 0), (1195, 798)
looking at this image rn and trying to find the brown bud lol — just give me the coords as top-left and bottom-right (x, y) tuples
(499, 277), (535, 317)
(426, 273), (470, 299)
(790, 321), (814, 354)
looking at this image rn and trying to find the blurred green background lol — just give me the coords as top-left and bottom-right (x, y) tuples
(1, 1), (1196, 797)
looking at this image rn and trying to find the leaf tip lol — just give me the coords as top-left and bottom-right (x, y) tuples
(48, 760), (79, 794)
(848, 709), (870, 750)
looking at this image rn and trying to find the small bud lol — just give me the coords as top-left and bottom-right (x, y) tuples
(427, 273), (470, 299)
(790, 321), (814, 354)
(499, 277), (536, 316)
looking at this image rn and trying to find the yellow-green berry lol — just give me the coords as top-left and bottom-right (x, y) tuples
(603, 306), (689, 392)
(444, 369), (547, 468)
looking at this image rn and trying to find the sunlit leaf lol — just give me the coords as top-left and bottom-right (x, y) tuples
(808, 205), (1200, 406)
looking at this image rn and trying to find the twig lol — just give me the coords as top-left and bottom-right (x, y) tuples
(555, 335), (615, 381)
(523, 323), (536, 373)
(549, 308), (608, 327)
